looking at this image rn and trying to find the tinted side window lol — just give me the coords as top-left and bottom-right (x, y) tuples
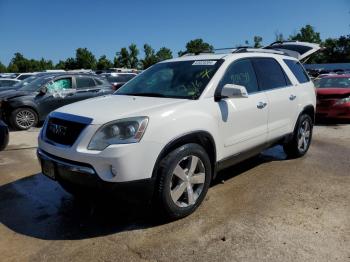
(76, 77), (96, 89)
(252, 58), (289, 91)
(283, 59), (310, 83)
(219, 59), (259, 93)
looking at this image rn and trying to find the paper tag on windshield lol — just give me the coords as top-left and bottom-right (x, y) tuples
(192, 61), (217, 66)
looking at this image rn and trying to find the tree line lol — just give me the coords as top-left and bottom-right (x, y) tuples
(0, 24), (349, 73)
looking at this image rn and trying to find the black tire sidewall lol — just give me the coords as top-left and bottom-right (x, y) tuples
(10, 108), (38, 130)
(157, 143), (212, 219)
(285, 114), (313, 158)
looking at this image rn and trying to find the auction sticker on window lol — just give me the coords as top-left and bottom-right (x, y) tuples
(192, 61), (217, 66)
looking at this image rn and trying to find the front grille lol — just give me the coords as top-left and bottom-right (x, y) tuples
(45, 117), (87, 146)
(317, 99), (336, 108)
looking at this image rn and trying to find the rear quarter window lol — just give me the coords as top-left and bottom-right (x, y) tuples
(283, 59), (310, 84)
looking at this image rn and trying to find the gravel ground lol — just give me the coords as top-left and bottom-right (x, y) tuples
(0, 125), (349, 262)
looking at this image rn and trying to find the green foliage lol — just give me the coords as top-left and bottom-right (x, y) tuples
(6, 53), (54, 72)
(114, 44), (139, 68)
(128, 44), (139, 68)
(64, 57), (77, 70)
(75, 48), (97, 69)
(114, 47), (130, 68)
(289, 24), (322, 44)
(156, 47), (173, 61)
(55, 60), (66, 69)
(96, 55), (113, 70)
(316, 35), (350, 63)
(253, 36), (263, 48)
(0, 61), (7, 73)
(140, 44), (158, 69)
(178, 38), (213, 56)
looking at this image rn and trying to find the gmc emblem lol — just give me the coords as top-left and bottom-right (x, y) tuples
(48, 123), (68, 137)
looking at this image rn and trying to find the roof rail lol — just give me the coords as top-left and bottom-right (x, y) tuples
(179, 45), (293, 57)
(265, 40), (299, 47)
(232, 48), (287, 56)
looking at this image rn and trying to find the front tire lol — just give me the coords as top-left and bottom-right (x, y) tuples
(156, 143), (212, 220)
(283, 114), (313, 158)
(10, 108), (38, 130)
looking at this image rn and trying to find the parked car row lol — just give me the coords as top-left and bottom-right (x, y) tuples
(0, 73), (116, 130)
(0, 71), (137, 130)
(315, 74), (350, 121)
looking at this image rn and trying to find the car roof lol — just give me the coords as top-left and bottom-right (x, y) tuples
(0, 78), (19, 81)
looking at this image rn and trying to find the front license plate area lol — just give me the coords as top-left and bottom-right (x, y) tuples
(42, 159), (56, 180)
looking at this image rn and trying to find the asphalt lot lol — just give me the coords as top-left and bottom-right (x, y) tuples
(0, 125), (349, 262)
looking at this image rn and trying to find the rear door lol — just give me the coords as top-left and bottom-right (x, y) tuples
(264, 41), (320, 61)
(71, 75), (101, 103)
(252, 57), (298, 140)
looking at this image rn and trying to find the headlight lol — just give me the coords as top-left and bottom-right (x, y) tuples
(335, 96), (350, 105)
(88, 117), (149, 150)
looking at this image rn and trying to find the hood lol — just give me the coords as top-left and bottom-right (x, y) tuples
(0, 89), (33, 100)
(55, 94), (188, 124)
(317, 88), (350, 96)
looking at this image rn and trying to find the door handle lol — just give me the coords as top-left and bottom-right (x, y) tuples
(289, 94), (296, 101)
(257, 102), (267, 109)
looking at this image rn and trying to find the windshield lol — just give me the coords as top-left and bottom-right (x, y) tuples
(314, 77), (350, 88)
(12, 75), (39, 89)
(116, 60), (223, 99)
(19, 75), (56, 92)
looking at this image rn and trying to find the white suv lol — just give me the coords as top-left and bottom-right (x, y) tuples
(38, 41), (319, 219)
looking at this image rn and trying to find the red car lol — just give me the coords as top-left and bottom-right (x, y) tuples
(315, 74), (350, 120)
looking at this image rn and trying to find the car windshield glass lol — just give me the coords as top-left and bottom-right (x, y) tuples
(19, 75), (56, 92)
(314, 77), (350, 88)
(12, 75), (38, 88)
(116, 60), (223, 99)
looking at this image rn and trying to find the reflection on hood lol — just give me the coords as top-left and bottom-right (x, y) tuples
(0, 89), (33, 100)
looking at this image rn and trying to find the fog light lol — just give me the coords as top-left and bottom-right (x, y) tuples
(111, 166), (118, 177)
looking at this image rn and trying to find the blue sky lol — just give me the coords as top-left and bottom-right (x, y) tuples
(0, 0), (349, 65)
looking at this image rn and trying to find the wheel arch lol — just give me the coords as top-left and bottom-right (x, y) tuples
(290, 104), (315, 135)
(152, 131), (217, 180)
(300, 105), (315, 123)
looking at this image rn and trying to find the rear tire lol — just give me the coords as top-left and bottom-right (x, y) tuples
(283, 114), (313, 158)
(156, 143), (212, 220)
(10, 108), (38, 130)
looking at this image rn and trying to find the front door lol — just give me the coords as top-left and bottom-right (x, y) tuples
(217, 58), (268, 158)
(36, 77), (75, 119)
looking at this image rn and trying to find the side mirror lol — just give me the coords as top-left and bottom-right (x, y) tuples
(220, 84), (248, 99)
(39, 86), (48, 95)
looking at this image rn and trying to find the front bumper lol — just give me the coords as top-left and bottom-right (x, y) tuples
(37, 148), (156, 200)
(38, 122), (164, 183)
(316, 103), (350, 119)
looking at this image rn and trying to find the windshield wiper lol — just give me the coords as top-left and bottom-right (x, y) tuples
(121, 92), (166, 98)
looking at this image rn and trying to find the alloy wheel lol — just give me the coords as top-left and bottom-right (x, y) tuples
(169, 155), (206, 208)
(15, 110), (36, 129)
(297, 119), (311, 152)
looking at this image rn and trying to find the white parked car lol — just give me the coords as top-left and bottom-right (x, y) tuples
(37, 41), (319, 219)
(15, 73), (37, 80)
